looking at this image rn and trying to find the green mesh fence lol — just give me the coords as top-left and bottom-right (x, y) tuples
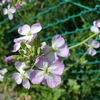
(1, 0), (100, 80)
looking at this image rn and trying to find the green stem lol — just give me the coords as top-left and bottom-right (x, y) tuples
(69, 32), (99, 50)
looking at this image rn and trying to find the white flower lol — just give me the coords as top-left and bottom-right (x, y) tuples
(3, 4), (16, 20)
(12, 62), (33, 89)
(0, 68), (8, 82)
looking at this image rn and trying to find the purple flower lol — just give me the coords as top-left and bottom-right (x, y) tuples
(12, 23), (42, 52)
(41, 35), (69, 64)
(3, 5), (16, 20)
(12, 62), (33, 89)
(16, 4), (22, 9)
(86, 39), (100, 56)
(4, 56), (13, 63)
(90, 20), (100, 33)
(30, 57), (64, 88)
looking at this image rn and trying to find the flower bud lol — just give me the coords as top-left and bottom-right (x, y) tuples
(4, 56), (13, 63)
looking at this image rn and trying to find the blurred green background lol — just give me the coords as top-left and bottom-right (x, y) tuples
(1, 0), (100, 100)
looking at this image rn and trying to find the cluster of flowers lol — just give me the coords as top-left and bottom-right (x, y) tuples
(3, 20), (100, 89)
(0, 0), (26, 20)
(86, 20), (100, 56)
(5, 23), (69, 89)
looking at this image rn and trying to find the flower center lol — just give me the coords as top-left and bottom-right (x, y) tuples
(21, 73), (26, 79)
(27, 31), (32, 36)
(44, 68), (49, 74)
(51, 47), (56, 52)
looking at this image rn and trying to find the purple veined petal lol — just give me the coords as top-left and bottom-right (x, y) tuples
(45, 51), (59, 64)
(22, 79), (30, 89)
(0, 68), (8, 75)
(12, 72), (22, 84)
(0, 75), (4, 82)
(31, 23), (42, 34)
(14, 62), (27, 73)
(86, 48), (96, 56)
(8, 13), (13, 20)
(49, 61), (64, 75)
(26, 69), (34, 79)
(3, 8), (8, 15)
(92, 41), (100, 48)
(52, 35), (65, 48)
(90, 26), (99, 33)
(41, 42), (51, 55)
(30, 70), (44, 84)
(35, 56), (48, 70)
(10, 6), (16, 13)
(18, 24), (30, 35)
(88, 39), (100, 48)
(56, 44), (69, 58)
(12, 42), (20, 52)
(46, 73), (61, 88)
(42, 77), (48, 86)
(14, 36), (28, 43)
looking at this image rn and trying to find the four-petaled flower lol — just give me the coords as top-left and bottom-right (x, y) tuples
(41, 35), (69, 64)
(3, 5), (16, 20)
(12, 23), (42, 52)
(30, 57), (64, 88)
(86, 39), (100, 56)
(12, 62), (33, 89)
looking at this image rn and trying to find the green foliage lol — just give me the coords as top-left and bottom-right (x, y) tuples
(0, 0), (100, 100)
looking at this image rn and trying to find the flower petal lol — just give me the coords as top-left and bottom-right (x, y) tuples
(18, 24), (30, 35)
(14, 62), (26, 73)
(88, 39), (100, 48)
(56, 44), (69, 58)
(87, 48), (96, 56)
(0, 68), (8, 75)
(45, 51), (60, 64)
(8, 13), (13, 20)
(26, 69), (33, 79)
(90, 26), (99, 33)
(52, 35), (65, 48)
(22, 79), (30, 89)
(35, 56), (48, 70)
(46, 74), (61, 88)
(12, 72), (22, 84)
(14, 36), (28, 43)
(49, 61), (64, 75)
(31, 23), (42, 34)
(30, 70), (44, 84)
(3, 8), (8, 15)
(10, 6), (16, 13)
(12, 42), (20, 52)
